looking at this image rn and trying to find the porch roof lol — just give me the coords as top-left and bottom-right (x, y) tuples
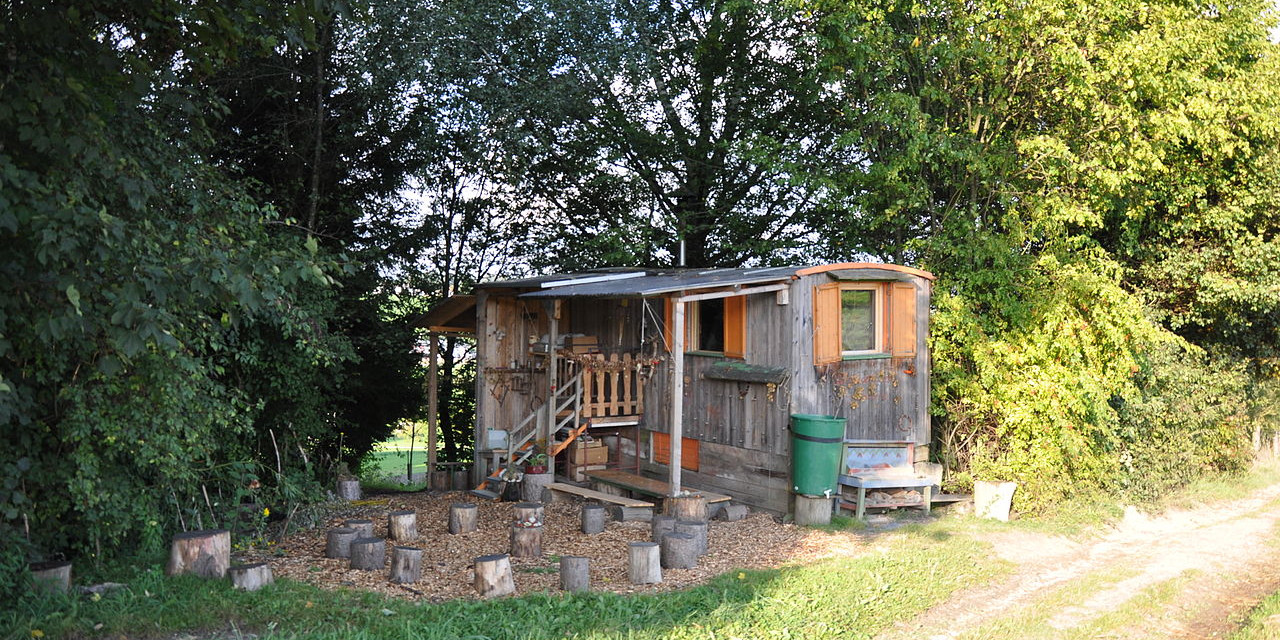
(514, 267), (800, 299)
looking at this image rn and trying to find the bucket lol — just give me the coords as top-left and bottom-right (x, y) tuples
(790, 413), (846, 497)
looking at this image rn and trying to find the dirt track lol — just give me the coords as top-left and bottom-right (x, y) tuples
(877, 483), (1280, 639)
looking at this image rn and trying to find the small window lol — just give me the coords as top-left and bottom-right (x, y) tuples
(690, 299), (725, 352)
(840, 286), (882, 355)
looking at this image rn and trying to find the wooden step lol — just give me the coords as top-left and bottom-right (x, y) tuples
(470, 489), (500, 500)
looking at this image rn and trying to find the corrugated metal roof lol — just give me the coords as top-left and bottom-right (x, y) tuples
(516, 267), (800, 298)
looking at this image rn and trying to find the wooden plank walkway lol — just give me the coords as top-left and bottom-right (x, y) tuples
(546, 482), (654, 508)
(585, 469), (732, 504)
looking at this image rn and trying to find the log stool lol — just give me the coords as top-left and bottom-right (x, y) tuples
(388, 510), (417, 542)
(581, 504), (606, 534)
(325, 527), (358, 559)
(336, 478), (361, 501)
(717, 504), (749, 521)
(349, 537), (386, 571)
(628, 541), (661, 585)
(675, 520), (708, 556)
(344, 518), (375, 538)
(474, 554), (515, 598)
(660, 532), (698, 569)
(650, 515), (676, 542)
(512, 502), (543, 527)
(665, 494), (708, 522)
(560, 556), (589, 592)
(449, 503), (478, 534)
(229, 563), (274, 591)
(510, 523), (543, 558)
(165, 529), (230, 578)
(29, 561), (71, 594)
(389, 546), (423, 583)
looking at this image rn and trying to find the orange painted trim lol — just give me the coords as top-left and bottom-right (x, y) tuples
(796, 263), (936, 281)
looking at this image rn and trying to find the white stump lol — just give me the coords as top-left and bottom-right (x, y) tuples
(628, 541), (661, 585)
(651, 515), (676, 542)
(344, 518), (374, 538)
(675, 519), (708, 556)
(794, 495), (833, 526)
(29, 561), (71, 594)
(349, 537), (386, 571)
(522, 472), (554, 502)
(325, 527), (358, 559)
(581, 504), (606, 534)
(660, 532), (698, 569)
(336, 478), (361, 501)
(229, 563), (274, 591)
(474, 553), (515, 598)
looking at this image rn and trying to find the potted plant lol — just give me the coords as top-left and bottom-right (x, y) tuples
(524, 452), (549, 475)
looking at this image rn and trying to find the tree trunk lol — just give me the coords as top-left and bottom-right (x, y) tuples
(474, 553), (515, 598)
(344, 518), (374, 538)
(628, 541), (661, 584)
(165, 529), (230, 578)
(325, 527), (358, 558)
(388, 510), (417, 542)
(581, 504), (606, 534)
(229, 563), (274, 591)
(442, 335), (458, 461)
(29, 561), (71, 594)
(510, 525), (543, 558)
(449, 503), (478, 534)
(660, 532), (698, 569)
(349, 537), (386, 571)
(389, 546), (423, 584)
(559, 555), (589, 592)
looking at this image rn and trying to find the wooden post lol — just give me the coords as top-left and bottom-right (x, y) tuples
(510, 524), (543, 558)
(660, 532), (698, 569)
(794, 495), (834, 526)
(388, 510), (418, 542)
(675, 520), (708, 556)
(344, 518), (374, 538)
(669, 299), (685, 496)
(512, 502), (543, 527)
(628, 541), (661, 585)
(560, 555), (589, 592)
(389, 546), (423, 584)
(474, 553), (515, 598)
(581, 504), (606, 534)
(229, 563), (274, 591)
(349, 537), (386, 571)
(427, 332), (439, 476)
(29, 561), (71, 594)
(546, 299), (560, 479)
(522, 472), (554, 502)
(325, 527), (358, 558)
(449, 503), (478, 534)
(650, 515), (676, 542)
(665, 494), (707, 522)
(336, 479), (361, 501)
(165, 529), (230, 578)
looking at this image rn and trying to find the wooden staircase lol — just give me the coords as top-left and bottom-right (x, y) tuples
(472, 370), (586, 499)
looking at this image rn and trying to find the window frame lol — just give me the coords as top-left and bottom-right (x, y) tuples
(838, 283), (885, 357)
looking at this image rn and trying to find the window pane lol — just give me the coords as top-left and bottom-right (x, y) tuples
(696, 298), (725, 352)
(840, 290), (876, 352)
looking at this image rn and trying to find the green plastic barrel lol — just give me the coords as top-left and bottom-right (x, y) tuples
(791, 414), (846, 497)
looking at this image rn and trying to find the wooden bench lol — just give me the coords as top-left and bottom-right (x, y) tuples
(584, 469), (733, 506)
(546, 482), (655, 508)
(836, 440), (933, 520)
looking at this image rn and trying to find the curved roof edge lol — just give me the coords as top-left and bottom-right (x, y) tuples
(795, 262), (936, 281)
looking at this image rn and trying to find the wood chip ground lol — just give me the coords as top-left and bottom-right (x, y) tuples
(238, 490), (861, 602)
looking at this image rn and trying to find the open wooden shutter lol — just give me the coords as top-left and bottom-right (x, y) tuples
(889, 282), (917, 357)
(723, 295), (746, 359)
(813, 283), (841, 365)
(663, 297), (673, 351)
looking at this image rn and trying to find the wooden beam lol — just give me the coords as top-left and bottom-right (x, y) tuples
(669, 299), (685, 496)
(427, 332), (439, 475)
(545, 299), (560, 478)
(673, 283), (789, 304)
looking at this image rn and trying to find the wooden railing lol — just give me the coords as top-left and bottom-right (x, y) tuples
(575, 353), (646, 420)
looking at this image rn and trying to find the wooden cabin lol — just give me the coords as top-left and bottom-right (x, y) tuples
(454, 264), (934, 515)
